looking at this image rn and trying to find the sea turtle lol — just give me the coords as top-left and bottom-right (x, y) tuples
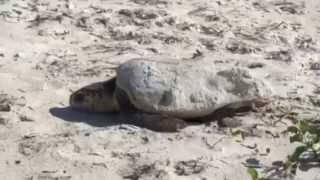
(69, 59), (270, 131)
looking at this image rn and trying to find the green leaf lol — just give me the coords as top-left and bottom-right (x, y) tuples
(287, 126), (299, 134)
(247, 168), (258, 180)
(283, 159), (293, 170)
(290, 134), (302, 143)
(303, 132), (318, 146)
(289, 145), (308, 162)
(231, 129), (246, 140)
(296, 120), (320, 136)
(232, 129), (243, 136)
(308, 125), (320, 135)
(299, 121), (312, 134)
(290, 162), (298, 175)
(283, 160), (297, 175)
(312, 142), (320, 154)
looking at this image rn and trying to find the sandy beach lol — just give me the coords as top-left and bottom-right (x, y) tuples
(0, 0), (320, 179)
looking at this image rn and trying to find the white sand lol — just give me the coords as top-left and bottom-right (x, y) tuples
(0, 0), (320, 179)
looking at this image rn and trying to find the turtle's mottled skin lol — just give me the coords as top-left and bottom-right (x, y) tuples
(70, 77), (120, 113)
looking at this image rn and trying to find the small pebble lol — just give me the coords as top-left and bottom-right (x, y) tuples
(310, 62), (320, 70)
(248, 62), (265, 69)
(244, 158), (261, 168)
(266, 148), (270, 153)
(20, 115), (34, 122)
(0, 116), (7, 125)
(0, 103), (10, 112)
(15, 160), (21, 165)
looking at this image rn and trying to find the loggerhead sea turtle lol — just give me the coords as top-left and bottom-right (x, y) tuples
(69, 59), (270, 131)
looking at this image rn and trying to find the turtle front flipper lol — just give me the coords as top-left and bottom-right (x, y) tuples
(114, 86), (140, 113)
(69, 77), (120, 112)
(120, 113), (188, 132)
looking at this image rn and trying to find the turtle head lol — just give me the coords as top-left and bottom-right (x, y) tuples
(69, 78), (119, 112)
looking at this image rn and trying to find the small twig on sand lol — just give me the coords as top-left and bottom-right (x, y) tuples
(202, 136), (225, 149)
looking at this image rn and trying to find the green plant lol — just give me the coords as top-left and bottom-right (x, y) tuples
(247, 168), (266, 180)
(287, 120), (320, 160)
(247, 119), (320, 180)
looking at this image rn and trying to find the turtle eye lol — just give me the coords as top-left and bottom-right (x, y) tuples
(73, 93), (84, 103)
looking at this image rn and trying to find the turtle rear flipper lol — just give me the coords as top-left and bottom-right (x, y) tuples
(186, 98), (270, 125)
